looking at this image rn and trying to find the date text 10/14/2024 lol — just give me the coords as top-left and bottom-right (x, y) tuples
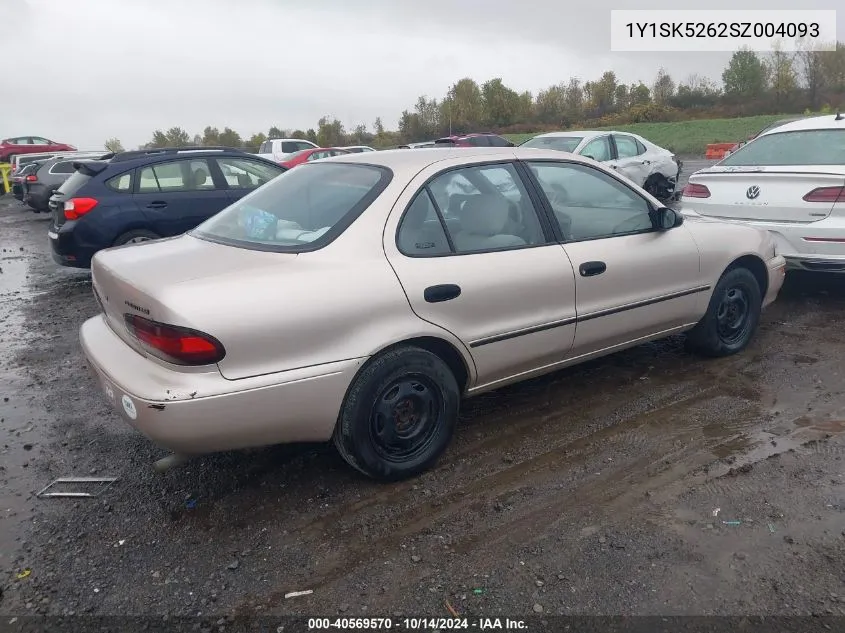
(301, 618), (529, 630)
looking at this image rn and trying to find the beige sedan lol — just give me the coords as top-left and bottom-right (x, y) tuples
(81, 147), (786, 480)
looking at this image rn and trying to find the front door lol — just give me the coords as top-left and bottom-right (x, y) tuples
(523, 159), (704, 358)
(133, 158), (230, 236)
(384, 160), (578, 390)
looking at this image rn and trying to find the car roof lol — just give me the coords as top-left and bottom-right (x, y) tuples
(107, 147), (267, 165)
(532, 130), (633, 139)
(759, 114), (845, 136)
(316, 146), (597, 175)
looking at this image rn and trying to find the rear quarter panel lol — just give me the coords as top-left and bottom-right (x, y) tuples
(73, 193), (144, 248)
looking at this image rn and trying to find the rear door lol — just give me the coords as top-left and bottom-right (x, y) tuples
(385, 159), (578, 389)
(133, 158), (230, 236)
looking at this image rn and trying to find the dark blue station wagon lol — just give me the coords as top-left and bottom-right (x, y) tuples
(48, 147), (287, 268)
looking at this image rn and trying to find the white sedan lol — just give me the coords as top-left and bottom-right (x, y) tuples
(679, 114), (845, 273)
(520, 130), (682, 199)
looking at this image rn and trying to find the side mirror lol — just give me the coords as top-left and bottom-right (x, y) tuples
(653, 207), (683, 230)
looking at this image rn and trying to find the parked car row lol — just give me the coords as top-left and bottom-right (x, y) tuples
(254, 137), (376, 164)
(10, 118), (843, 482)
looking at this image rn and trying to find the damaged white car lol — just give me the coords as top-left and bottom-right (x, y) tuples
(520, 131), (682, 200)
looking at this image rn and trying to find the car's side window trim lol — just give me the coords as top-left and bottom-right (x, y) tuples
(518, 158), (659, 244)
(393, 159), (556, 259)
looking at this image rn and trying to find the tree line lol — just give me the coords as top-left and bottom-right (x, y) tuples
(112, 43), (845, 152)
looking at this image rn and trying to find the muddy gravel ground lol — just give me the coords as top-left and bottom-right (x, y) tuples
(1, 162), (845, 621)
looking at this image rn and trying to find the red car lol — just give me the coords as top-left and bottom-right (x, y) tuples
(433, 133), (514, 148)
(279, 147), (350, 168)
(0, 136), (76, 162)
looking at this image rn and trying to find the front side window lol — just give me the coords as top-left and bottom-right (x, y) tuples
(192, 163), (391, 251)
(527, 161), (653, 241)
(258, 141), (271, 154)
(398, 163), (546, 255)
(466, 136), (490, 147)
(614, 135), (643, 158)
(486, 135), (511, 147)
(720, 129), (845, 166)
(217, 157), (283, 189)
(579, 136), (612, 162)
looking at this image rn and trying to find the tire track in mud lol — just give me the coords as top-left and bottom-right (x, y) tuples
(243, 354), (771, 608)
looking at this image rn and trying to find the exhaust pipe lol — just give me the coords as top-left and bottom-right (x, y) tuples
(153, 453), (192, 473)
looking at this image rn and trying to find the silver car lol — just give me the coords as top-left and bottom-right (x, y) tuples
(81, 147), (786, 480)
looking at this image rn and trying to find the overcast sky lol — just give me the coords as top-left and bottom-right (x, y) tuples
(5, 0), (843, 150)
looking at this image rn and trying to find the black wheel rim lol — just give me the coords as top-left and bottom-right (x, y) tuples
(716, 285), (751, 345)
(369, 374), (444, 463)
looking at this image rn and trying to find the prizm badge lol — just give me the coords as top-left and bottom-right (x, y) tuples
(124, 300), (150, 315)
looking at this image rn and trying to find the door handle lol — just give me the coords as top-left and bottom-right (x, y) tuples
(146, 201), (167, 209)
(424, 284), (461, 303)
(579, 261), (607, 277)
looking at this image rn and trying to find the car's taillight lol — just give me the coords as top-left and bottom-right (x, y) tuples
(803, 187), (845, 203)
(124, 314), (225, 366)
(25, 174), (37, 182)
(63, 197), (99, 220)
(682, 183), (711, 198)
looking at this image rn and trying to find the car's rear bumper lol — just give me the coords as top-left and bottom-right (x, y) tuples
(48, 225), (96, 268)
(80, 314), (365, 454)
(784, 253), (845, 273)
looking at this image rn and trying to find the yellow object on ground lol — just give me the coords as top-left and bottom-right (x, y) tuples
(0, 162), (11, 194)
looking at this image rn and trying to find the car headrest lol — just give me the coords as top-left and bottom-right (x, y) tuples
(193, 168), (209, 187)
(458, 194), (509, 236)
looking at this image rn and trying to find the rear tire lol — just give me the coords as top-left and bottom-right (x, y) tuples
(333, 346), (460, 481)
(686, 267), (762, 358)
(113, 229), (160, 246)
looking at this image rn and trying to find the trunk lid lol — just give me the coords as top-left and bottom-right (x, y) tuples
(683, 165), (845, 223)
(91, 235), (299, 368)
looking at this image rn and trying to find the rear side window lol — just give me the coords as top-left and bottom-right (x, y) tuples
(614, 135), (642, 158)
(50, 161), (75, 174)
(106, 172), (133, 192)
(466, 136), (490, 147)
(720, 129), (845, 166)
(138, 159), (215, 192)
(521, 136), (583, 152)
(192, 163), (392, 252)
(281, 141), (313, 153)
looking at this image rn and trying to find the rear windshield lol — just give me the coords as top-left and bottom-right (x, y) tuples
(55, 171), (92, 198)
(191, 163), (392, 252)
(720, 129), (845, 166)
(521, 136), (584, 152)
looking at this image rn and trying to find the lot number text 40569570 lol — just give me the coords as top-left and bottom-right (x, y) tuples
(305, 617), (528, 630)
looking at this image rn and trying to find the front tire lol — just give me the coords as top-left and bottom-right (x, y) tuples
(333, 346), (460, 481)
(686, 267), (762, 357)
(113, 229), (160, 246)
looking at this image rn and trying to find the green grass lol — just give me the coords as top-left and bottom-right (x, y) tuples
(503, 114), (801, 156)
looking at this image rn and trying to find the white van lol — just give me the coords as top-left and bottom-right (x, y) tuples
(256, 139), (318, 163)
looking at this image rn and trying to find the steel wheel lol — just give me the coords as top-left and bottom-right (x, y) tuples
(716, 286), (751, 345)
(369, 374), (443, 463)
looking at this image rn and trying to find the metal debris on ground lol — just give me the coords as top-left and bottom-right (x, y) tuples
(722, 520), (742, 526)
(36, 477), (118, 498)
(284, 590), (313, 599)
